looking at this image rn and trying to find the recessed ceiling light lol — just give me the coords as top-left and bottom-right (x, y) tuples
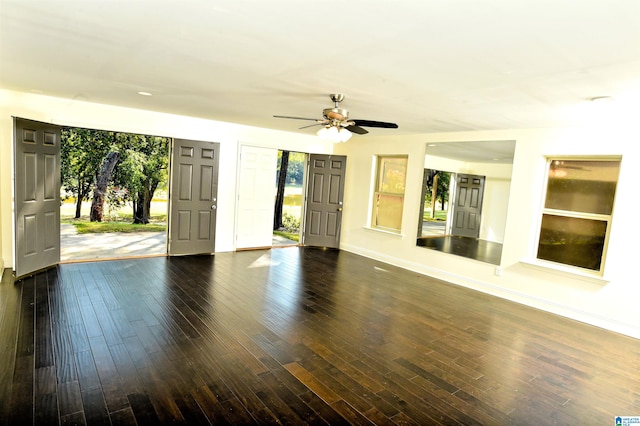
(137, 91), (152, 96)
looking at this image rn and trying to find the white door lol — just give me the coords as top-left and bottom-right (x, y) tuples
(13, 117), (61, 277)
(168, 139), (220, 255)
(236, 146), (278, 249)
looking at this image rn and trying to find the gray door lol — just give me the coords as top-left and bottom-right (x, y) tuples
(451, 173), (485, 238)
(168, 139), (220, 255)
(13, 117), (61, 277)
(303, 154), (346, 248)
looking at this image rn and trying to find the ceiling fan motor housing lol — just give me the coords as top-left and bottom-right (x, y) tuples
(323, 107), (349, 122)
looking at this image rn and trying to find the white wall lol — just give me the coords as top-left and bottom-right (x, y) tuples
(0, 89), (333, 268)
(335, 126), (640, 339)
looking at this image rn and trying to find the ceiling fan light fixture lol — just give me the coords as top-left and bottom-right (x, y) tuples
(317, 126), (329, 137)
(317, 124), (352, 143)
(275, 93), (397, 140)
(338, 128), (352, 143)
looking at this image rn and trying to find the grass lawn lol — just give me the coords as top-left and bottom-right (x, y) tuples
(423, 209), (448, 222)
(61, 199), (167, 234)
(61, 189), (304, 236)
(273, 230), (299, 242)
(65, 220), (166, 234)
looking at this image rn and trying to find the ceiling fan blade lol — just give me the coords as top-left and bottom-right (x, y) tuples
(352, 119), (398, 129)
(273, 115), (319, 121)
(299, 122), (324, 130)
(345, 125), (368, 135)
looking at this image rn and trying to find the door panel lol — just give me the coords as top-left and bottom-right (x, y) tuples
(14, 117), (61, 277)
(168, 139), (220, 255)
(236, 146), (278, 249)
(303, 154), (346, 248)
(451, 173), (485, 238)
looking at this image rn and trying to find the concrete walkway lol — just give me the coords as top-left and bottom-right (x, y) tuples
(61, 224), (166, 261)
(60, 224), (298, 262)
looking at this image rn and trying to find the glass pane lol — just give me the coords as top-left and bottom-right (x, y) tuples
(374, 193), (404, 231)
(378, 157), (407, 194)
(545, 160), (620, 215)
(537, 214), (607, 271)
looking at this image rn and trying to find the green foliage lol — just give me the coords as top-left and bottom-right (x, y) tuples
(277, 151), (305, 185)
(424, 170), (450, 209)
(281, 212), (300, 232)
(112, 133), (169, 202)
(61, 127), (115, 204)
(61, 128), (169, 224)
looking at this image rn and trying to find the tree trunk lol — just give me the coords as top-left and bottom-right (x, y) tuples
(75, 196), (83, 219)
(132, 183), (154, 224)
(430, 173), (439, 219)
(90, 152), (120, 222)
(273, 151), (290, 230)
(132, 198), (146, 224)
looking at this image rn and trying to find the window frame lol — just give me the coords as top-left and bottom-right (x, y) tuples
(535, 156), (621, 276)
(371, 155), (409, 233)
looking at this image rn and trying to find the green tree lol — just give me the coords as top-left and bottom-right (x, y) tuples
(90, 151), (120, 222)
(436, 171), (450, 210)
(61, 127), (115, 218)
(286, 152), (305, 185)
(424, 170), (450, 217)
(113, 133), (169, 224)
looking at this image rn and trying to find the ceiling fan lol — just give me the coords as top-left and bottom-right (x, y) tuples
(273, 94), (398, 140)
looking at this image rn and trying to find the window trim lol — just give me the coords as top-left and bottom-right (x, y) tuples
(534, 156), (621, 276)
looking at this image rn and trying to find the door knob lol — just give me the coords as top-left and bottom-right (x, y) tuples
(337, 207), (343, 212)
(211, 205), (217, 210)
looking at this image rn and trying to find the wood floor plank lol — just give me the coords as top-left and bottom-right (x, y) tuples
(80, 387), (110, 426)
(127, 392), (161, 425)
(3, 247), (640, 424)
(57, 380), (83, 418)
(0, 271), (21, 423)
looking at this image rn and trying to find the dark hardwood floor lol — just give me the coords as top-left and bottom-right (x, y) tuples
(1, 247), (639, 425)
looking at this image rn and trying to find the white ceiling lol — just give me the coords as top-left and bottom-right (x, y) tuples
(426, 140), (515, 164)
(1, 0), (640, 136)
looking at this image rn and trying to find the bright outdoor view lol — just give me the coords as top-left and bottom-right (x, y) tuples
(60, 127), (169, 261)
(61, 131), (305, 261)
(273, 150), (305, 244)
(420, 169), (450, 236)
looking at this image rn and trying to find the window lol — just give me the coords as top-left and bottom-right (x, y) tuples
(537, 158), (621, 274)
(372, 156), (408, 232)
